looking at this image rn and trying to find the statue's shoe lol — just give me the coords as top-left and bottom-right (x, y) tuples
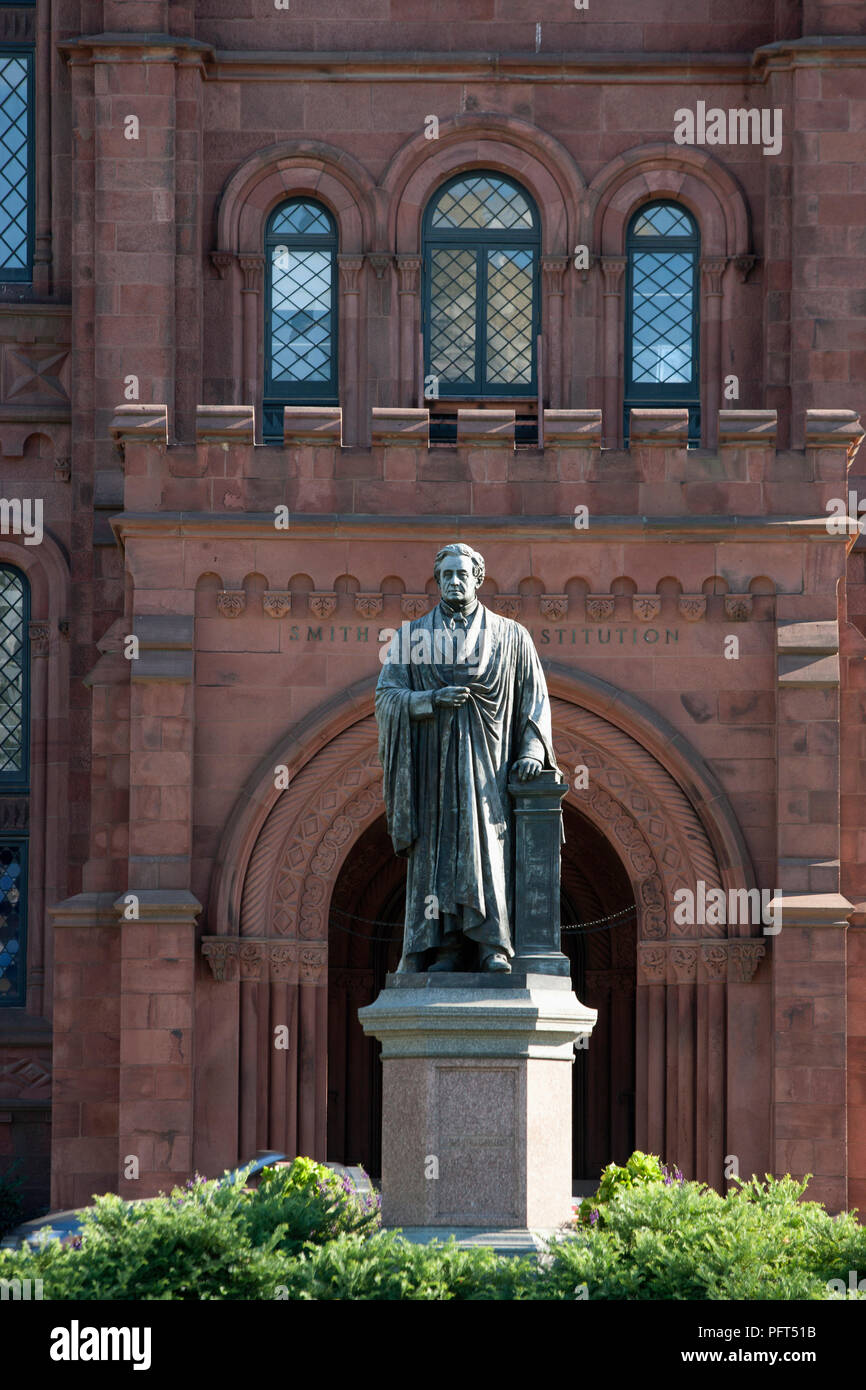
(428, 952), (459, 972)
(481, 952), (511, 973)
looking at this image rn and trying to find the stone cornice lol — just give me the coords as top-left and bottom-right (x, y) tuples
(59, 32), (215, 65)
(754, 35), (866, 70)
(207, 50), (759, 85)
(109, 512), (851, 545)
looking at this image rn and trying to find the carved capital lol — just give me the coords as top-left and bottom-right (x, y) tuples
(701, 257), (728, 297)
(728, 941), (766, 983)
(211, 251), (235, 280)
(28, 620), (50, 658)
(671, 945), (698, 984)
(354, 593), (383, 618)
(600, 257), (627, 296)
(338, 254), (365, 295)
(724, 594), (753, 623)
(541, 256), (570, 296)
(401, 594), (430, 619)
(678, 595), (707, 622)
(633, 595), (661, 622)
(263, 591), (292, 619)
(217, 590), (246, 619)
(397, 255), (422, 295)
(309, 592), (337, 619)
(367, 253), (392, 280)
(493, 595), (521, 619)
(540, 595), (568, 620)
(54, 457), (71, 484)
(734, 254), (758, 283)
(586, 595), (615, 622)
(638, 945), (666, 984)
(238, 254), (264, 293)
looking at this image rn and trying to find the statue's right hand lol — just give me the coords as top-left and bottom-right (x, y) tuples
(435, 686), (470, 707)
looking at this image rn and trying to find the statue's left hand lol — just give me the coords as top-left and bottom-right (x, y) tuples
(513, 757), (543, 781)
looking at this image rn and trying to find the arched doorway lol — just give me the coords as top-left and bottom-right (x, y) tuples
(326, 804), (636, 1181)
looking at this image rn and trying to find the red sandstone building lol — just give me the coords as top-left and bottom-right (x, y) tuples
(0, 1), (865, 1220)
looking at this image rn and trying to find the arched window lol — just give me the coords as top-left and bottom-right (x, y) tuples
(423, 172), (540, 402)
(0, 565), (29, 1006)
(625, 201), (700, 445)
(263, 199), (338, 443)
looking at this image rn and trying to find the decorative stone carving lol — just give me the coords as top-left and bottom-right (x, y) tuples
(671, 946), (698, 983)
(540, 596), (568, 620)
(492, 595), (521, 619)
(308, 592), (337, 619)
(263, 591), (292, 619)
(28, 620), (50, 658)
(728, 941), (766, 983)
(54, 457), (71, 483)
(701, 944), (729, 981)
(401, 594), (430, 619)
(210, 251), (235, 280)
(396, 255), (422, 296)
(679, 595), (707, 622)
(724, 594), (753, 622)
(633, 595), (662, 622)
(217, 590), (246, 619)
(638, 946), (666, 983)
(354, 594), (383, 618)
(586, 596), (615, 621)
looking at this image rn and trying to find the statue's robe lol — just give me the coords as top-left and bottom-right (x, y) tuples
(375, 600), (557, 961)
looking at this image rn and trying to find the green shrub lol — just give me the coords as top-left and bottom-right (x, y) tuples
(277, 1229), (535, 1301)
(0, 1158), (376, 1300)
(541, 1173), (866, 1300)
(577, 1150), (676, 1226)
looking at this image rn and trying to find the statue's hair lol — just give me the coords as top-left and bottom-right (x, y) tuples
(433, 543), (485, 588)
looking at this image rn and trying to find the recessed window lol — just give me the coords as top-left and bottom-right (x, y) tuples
(0, 50), (33, 282)
(263, 199), (338, 443)
(423, 173), (540, 399)
(0, 565), (29, 1006)
(625, 201), (700, 445)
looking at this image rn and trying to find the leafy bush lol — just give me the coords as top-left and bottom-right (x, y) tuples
(0, 1160), (24, 1240)
(543, 1173), (866, 1301)
(278, 1229), (535, 1301)
(0, 1158), (376, 1300)
(577, 1150), (680, 1226)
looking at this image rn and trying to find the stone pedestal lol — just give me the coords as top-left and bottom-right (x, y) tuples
(358, 975), (596, 1231)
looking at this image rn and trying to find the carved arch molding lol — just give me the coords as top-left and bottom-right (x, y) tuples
(203, 697), (766, 1180)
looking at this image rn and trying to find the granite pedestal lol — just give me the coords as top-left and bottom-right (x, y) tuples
(358, 973), (597, 1233)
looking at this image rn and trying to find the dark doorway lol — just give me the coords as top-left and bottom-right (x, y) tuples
(327, 806), (636, 1181)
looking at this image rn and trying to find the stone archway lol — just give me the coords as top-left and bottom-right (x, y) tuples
(205, 683), (764, 1185)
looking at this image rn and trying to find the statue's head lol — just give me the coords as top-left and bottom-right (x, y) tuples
(433, 543), (485, 608)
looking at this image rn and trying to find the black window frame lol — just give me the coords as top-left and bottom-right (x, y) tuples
(422, 171), (541, 401)
(0, 44), (34, 285)
(263, 197), (339, 444)
(624, 200), (700, 446)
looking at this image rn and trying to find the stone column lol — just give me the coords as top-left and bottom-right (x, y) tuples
(508, 769), (570, 976)
(239, 255), (264, 439)
(397, 256), (422, 405)
(701, 258), (727, 448)
(600, 257), (626, 447)
(541, 257), (568, 409)
(339, 254), (365, 446)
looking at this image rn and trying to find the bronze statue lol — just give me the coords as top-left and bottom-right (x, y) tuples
(375, 543), (557, 974)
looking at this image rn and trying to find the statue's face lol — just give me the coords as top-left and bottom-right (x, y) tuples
(437, 555), (477, 608)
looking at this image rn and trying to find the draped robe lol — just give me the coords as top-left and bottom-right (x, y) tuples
(375, 601), (557, 961)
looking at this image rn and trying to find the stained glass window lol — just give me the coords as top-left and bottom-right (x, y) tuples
(424, 173), (539, 398)
(625, 201), (700, 445)
(264, 199), (338, 442)
(0, 51), (32, 281)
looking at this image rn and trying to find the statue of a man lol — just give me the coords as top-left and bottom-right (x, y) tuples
(375, 543), (558, 974)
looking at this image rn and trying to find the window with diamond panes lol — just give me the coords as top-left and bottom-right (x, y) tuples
(263, 200), (338, 443)
(0, 50), (33, 282)
(0, 567), (28, 1007)
(624, 201), (700, 446)
(423, 173), (540, 401)
(0, 566), (28, 787)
